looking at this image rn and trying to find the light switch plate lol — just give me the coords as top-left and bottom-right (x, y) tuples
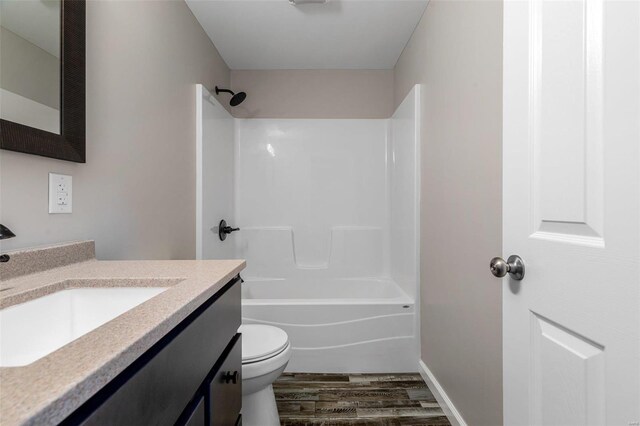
(49, 173), (72, 214)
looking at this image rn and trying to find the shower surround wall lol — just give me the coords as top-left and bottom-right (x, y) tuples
(235, 119), (389, 279)
(196, 85), (235, 261)
(232, 86), (421, 372)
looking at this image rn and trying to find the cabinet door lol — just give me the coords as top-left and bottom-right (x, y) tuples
(210, 335), (242, 426)
(184, 397), (206, 426)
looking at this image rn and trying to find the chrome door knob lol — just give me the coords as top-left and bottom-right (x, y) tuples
(490, 255), (525, 281)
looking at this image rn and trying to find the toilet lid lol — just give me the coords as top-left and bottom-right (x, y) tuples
(240, 324), (289, 363)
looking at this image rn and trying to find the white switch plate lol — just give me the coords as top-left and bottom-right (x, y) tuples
(49, 173), (72, 214)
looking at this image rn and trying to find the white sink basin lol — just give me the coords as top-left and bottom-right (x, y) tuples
(0, 287), (168, 367)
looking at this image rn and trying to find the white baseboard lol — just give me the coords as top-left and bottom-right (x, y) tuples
(418, 359), (467, 426)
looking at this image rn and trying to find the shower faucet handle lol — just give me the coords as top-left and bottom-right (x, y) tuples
(218, 219), (240, 241)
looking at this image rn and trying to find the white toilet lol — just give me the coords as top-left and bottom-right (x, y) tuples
(240, 324), (291, 426)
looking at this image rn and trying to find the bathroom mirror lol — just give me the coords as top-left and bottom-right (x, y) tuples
(0, 0), (85, 163)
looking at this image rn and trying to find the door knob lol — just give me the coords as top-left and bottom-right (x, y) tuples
(490, 255), (525, 280)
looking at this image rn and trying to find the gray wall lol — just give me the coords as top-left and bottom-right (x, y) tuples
(394, 1), (503, 425)
(230, 69), (393, 118)
(0, 0), (231, 260)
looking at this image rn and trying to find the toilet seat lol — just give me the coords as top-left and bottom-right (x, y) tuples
(240, 324), (290, 364)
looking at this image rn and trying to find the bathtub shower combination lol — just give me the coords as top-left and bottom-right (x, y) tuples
(197, 85), (421, 372)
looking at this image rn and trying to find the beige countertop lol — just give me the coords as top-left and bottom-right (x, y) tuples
(0, 241), (245, 426)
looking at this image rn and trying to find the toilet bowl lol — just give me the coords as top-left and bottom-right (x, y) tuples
(240, 324), (291, 426)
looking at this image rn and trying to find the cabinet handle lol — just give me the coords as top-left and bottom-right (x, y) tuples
(223, 370), (239, 384)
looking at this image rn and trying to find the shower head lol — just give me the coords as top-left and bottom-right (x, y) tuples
(230, 91), (247, 107)
(215, 86), (247, 107)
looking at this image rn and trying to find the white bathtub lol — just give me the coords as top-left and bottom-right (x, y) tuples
(241, 278), (417, 373)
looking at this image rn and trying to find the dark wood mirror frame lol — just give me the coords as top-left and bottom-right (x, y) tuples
(0, 0), (85, 163)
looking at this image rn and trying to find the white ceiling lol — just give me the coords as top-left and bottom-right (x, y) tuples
(0, 0), (61, 58)
(186, 0), (428, 70)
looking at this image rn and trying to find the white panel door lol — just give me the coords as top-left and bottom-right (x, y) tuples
(503, 1), (639, 425)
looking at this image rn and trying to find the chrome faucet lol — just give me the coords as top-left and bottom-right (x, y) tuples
(0, 224), (16, 263)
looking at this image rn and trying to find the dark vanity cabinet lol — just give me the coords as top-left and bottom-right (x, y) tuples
(62, 276), (242, 426)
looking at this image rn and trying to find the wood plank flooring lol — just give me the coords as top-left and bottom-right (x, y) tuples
(273, 373), (451, 426)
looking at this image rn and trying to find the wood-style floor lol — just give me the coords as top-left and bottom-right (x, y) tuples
(273, 373), (452, 426)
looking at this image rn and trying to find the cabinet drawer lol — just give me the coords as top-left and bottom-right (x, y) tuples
(210, 335), (242, 426)
(66, 277), (241, 426)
